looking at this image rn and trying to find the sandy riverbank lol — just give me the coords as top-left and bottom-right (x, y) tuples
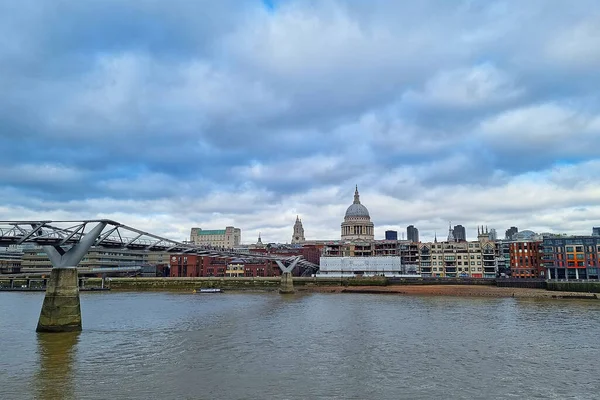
(304, 285), (599, 299)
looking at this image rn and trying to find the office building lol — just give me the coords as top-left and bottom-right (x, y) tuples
(453, 225), (466, 241)
(385, 230), (398, 241)
(505, 227), (518, 240)
(407, 225), (419, 243)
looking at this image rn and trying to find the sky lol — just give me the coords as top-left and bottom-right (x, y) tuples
(1, 0), (600, 244)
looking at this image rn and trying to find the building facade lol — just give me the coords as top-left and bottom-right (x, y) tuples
(419, 238), (497, 279)
(291, 216), (305, 244)
(318, 256), (417, 277)
(407, 225), (419, 243)
(21, 247), (169, 269)
(190, 227), (241, 248)
(169, 254), (281, 278)
(509, 241), (544, 278)
(341, 186), (374, 241)
(0, 247), (23, 274)
(543, 236), (600, 280)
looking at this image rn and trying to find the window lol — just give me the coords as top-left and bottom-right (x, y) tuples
(471, 262), (475, 265)
(576, 246), (583, 252)
(567, 254), (575, 260)
(566, 246), (574, 252)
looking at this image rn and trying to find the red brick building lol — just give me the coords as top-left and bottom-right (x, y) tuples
(509, 241), (544, 278)
(248, 244), (321, 275)
(169, 254), (281, 278)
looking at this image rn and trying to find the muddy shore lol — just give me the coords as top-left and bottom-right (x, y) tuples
(305, 284), (599, 299)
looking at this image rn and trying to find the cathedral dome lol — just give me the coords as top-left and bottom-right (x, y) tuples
(344, 185), (370, 218)
(341, 185), (374, 241)
(345, 203), (370, 218)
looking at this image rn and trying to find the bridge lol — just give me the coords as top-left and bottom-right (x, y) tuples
(0, 220), (318, 332)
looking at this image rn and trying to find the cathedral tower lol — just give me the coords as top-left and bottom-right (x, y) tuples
(292, 215), (305, 244)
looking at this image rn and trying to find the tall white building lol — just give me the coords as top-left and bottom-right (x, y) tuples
(190, 227), (241, 248)
(319, 256), (413, 277)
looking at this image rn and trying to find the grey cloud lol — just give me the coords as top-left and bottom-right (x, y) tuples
(1, 0), (600, 241)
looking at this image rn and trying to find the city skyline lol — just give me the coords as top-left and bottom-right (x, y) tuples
(2, 1), (600, 244)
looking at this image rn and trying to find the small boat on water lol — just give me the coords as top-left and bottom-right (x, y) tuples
(193, 288), (223, 294)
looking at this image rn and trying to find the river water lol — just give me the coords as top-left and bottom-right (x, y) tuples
(1, 292), (599, 399)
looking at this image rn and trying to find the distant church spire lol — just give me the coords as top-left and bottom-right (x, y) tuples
(434, 231), (438, 243)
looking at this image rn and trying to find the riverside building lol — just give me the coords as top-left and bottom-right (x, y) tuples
(419, 230), (497, 278)
(318, 256), (415, 277)
(509, 241), (544, 278)
(543, 236), (600, 280)
(189, 227), (241, 248)
(20, 247), (170, 275)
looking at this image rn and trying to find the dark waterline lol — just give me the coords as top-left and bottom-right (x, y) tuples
(1, 292), (599, 399)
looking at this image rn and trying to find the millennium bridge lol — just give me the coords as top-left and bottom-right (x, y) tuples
(0, 220), (318, 332)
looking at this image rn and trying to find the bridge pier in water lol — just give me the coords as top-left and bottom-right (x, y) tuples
(36, 268), (81, 332)
(276, 258), (299, 294)
(36, 221), (107, 333)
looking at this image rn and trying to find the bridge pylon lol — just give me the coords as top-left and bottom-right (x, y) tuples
(37, 222), (107, 333)
(276, 257), (300, 294)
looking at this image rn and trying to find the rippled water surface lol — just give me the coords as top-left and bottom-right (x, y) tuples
(1, 292), (600, 399)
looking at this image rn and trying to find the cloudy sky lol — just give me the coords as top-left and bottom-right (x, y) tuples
(1, 0), (600, 243)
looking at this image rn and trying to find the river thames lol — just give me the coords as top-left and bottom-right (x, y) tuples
(1, 292), (599, 399)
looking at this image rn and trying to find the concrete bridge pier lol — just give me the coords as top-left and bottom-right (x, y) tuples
(37, 268), (81, 332)
(276, 258), (299, 294)
(36, 222), (107, 333)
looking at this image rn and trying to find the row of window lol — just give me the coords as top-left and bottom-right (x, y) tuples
(431, 267), (483, 272)
(431, 261), (482, 266)
(430, 255), (481, 260)
(427, 243), (484, 249)
(548, 245), (600, 253)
